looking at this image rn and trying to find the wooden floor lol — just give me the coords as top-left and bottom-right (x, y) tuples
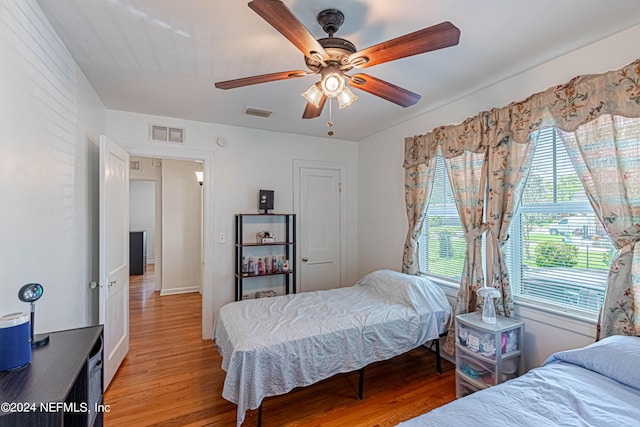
(104, 267), (456, 426)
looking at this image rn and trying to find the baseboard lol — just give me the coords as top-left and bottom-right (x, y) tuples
(159, 286), (200, 296)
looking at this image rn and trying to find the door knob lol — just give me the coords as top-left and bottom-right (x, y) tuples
(302, 257), (309, 262)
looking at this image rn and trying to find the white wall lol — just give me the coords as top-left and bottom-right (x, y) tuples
(0, 0), (106, 331)
(358, 24), (640, 369)
(160, 159), (202, 295)
(129, 181), (156, 263)
(105, 110), (359, 339)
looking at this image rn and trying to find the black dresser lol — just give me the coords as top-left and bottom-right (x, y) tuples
(129, 230), (147, 275)
(0, 326), (104, 427)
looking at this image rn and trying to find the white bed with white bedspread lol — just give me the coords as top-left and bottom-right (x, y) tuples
(213, 269), (451, 426)
(397, 334), (640, 426)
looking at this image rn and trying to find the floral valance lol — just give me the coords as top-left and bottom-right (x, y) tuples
(404, 59), (640, 168)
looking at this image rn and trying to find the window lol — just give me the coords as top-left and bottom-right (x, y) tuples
(505, 128), (613, 315)
(419, 128), (614, 317)
(418, 155), (465, 281)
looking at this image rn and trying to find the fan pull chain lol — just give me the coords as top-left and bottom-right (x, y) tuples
(327, 99), (334, 136)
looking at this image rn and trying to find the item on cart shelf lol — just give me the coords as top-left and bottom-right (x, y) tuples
(255, 290), (278, 298)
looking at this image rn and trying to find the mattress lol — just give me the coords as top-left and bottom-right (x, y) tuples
(214, 269), (451, 426)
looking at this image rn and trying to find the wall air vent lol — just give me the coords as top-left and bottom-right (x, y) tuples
(244, 107), (272, 118)
(149, 124), (186, 144)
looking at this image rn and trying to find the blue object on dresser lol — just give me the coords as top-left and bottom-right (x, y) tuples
(0, 312), (31, 371)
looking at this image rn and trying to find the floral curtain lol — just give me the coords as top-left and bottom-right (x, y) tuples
(441, 150), (487, 355)
(558, 114), (640, 338)
(404, 59), (640, 340)
(485, 137), (535, 317)
(404, 60), (640, 170)
(402, 136), (438, 274)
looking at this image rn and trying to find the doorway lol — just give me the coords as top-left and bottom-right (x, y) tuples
(125, 147), (214, 340)
(129, 157), (203, 296)
(129, 180), (156, 284)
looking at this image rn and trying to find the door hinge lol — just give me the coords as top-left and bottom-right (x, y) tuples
(339, 182), (342, 193)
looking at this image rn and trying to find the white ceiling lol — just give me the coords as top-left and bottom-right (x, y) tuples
(38, 0), (640, 141)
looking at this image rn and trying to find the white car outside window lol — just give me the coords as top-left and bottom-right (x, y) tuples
(548, 217), (597, 236)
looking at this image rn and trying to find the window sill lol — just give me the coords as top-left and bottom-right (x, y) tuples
(420, 273), (599, 331)
(420, 273), (459, 290)
(514, 298), (598, 325)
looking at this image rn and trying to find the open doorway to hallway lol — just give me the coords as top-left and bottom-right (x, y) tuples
(125, 147), (214, 341)
(129, 156), (203, 297)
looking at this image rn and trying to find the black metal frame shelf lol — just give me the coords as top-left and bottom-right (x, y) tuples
(234, 213), (296, 301)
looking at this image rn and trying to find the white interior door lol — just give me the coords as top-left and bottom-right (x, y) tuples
(297, 164), (344, 292)
(99, 135), (130, 389)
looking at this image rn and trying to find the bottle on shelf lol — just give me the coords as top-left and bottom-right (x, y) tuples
(242, 257), (248, 274)
(271, 256), (277, 273)
(258, 258), (263, 274)
(248, 257), (254, 275)
(283, 258), (289, 272)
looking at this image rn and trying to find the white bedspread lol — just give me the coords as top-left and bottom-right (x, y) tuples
(213, 269), (451, 426)
(397, 335), (640, 427)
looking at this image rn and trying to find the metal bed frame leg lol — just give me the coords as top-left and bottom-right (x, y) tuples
(425, 332), (447, 374)
(358, 367), (365, 400)
(434, 336), (442, 374)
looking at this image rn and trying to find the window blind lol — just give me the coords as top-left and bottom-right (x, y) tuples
(505, 128), (612, 315)
(419, 155), (465, 281)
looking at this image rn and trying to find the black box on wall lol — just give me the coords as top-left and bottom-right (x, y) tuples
(259, 190), (274, 213)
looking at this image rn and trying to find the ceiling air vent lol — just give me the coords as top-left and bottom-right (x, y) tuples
(149, 124), (186, 144)
(244, 107), (272, 118)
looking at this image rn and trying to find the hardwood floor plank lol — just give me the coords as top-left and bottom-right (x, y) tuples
(104, 266), (456, 426)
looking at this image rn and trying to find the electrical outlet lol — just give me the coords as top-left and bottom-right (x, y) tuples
(219, 233), (226, 243)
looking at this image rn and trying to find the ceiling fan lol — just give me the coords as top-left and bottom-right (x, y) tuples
(215, 0), (460, 120)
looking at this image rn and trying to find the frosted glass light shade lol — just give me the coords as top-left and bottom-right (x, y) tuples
(337, 85), (357, 109)
(321, 72), (344, 98)
(302, 83), (323, 108)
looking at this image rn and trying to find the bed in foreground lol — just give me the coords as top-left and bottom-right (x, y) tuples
(398, 334), (640, 426)
(213, 269), (451, 426)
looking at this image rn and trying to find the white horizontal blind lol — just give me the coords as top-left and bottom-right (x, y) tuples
(505, 128), (613, 315)
(419, 155), (465, 280)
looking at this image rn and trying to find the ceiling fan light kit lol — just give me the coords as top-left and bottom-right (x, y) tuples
(215, 0), (460, 129)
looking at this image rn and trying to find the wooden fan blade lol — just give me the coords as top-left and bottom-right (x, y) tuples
(215, 70), (308, 89)
(349, 73), (421, 107)
(249, 0), (328, 60)
(302, 95), (327, 119)
(348, 22), (460, 68)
